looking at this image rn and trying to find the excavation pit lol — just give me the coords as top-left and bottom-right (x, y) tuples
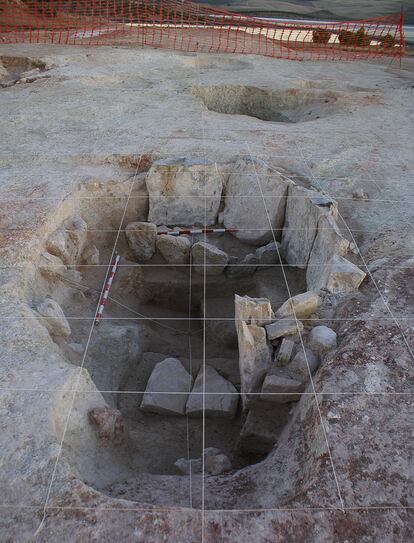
(31, 154), (366, 510)
(192, 85), (340, 123)
(0, 55), (49, 87)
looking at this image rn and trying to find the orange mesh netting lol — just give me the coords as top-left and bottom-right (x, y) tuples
(0, 0), (405, 61)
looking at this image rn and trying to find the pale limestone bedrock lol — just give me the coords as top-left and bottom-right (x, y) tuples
(36, 298), (71, 339)
(46, 215), (88, 265)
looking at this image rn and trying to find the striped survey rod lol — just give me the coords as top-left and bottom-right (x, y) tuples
(157, 227), (238, 236)
(95, 252), (120, 326)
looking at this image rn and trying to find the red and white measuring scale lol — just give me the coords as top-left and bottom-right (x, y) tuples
(157, 227), (238, 236)
(95, 253), (120, 325)
(94, 228), (236, 324)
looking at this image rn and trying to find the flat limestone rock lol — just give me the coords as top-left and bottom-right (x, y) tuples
(146, 157), (224, 225)
(281, 185), (336, 269)
(125, 221), (157, 263)
(156, 234), (191, 264)
(276, 291), (320, 319)
(191, 242), (229, 275)
(235, 294), (273, 328)
(306, 215), (350, 291)
(36, 298), (71, 339)
(265, 318), (303, 341)
(261, 372), (304, 403)
(141, 358), (192, 415)
(324, 255), (366, 293)
(222, 158), (291, 246)
(186, 365), (238, 418)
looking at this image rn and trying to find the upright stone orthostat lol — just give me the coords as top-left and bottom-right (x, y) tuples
(222, 158), (292, 246)
(235, 295), (272, 408)
(146, 157), (225, 225)
(281, 186), (337, 269)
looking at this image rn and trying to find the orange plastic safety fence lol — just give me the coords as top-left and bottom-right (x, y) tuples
(0, 0), (405, 61)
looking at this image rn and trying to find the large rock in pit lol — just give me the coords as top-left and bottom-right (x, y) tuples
(146, 157), (224, 225)
(46, 215), (88, 265)
(36, 298), (71, 339)
(287, 348), (319, 382)
(186, 365), (238, 418)
(125, 221), (157, 262)
(191, 242), (229, 275)
(141, 358), (192, 416)
(308, 325), (337, 357)
(324, 255), (366, 293)
(156, 234), (191, 264)
(222, 158), (292, 246)
(281, 186), (337, 269)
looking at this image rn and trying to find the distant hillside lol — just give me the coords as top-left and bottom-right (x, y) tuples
(196, 0), (414, 24)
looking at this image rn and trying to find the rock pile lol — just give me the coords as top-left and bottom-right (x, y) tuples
(235, 293), (338, 455)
